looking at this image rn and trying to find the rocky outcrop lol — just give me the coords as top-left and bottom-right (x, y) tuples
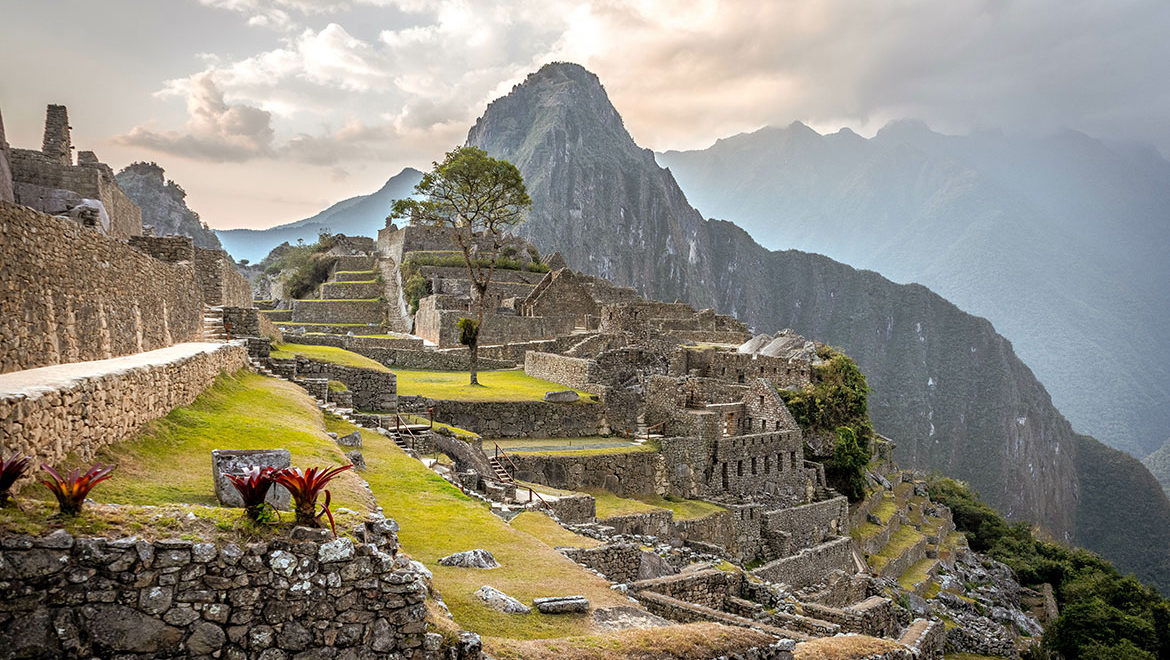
(466, 62), (1170, 593)
(116, 162), (223, 250)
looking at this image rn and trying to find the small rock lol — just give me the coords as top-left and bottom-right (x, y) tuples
(476, 586), (530, 614)
(438, 549), (500, 569)
(318, 537), (355, 563)
(542, 390), (580, 403)
(346, 449), (366, 471)
(290, 526), (331, 542)
(533, 595), (590, 614)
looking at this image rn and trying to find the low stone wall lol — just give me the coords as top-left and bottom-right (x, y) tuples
(0, 520), (473, 659)
(877, 534), (927, 580)
(751, 537), (855, 589)
(0, 342), (247, 472)
(430, 400), (606, 439)
(899, 619), (945, 660)
(0, 202), (204, 373)
(675, 510), (736, 553)
(288, 357), (397, 412)
(601, 509), (675, 537)
(546, 495), (596, 524)
(509, 449), (662, 497)
(560, 543), (643, 583)
(763, 497), (849, 554)
(631, 569), (742, 611)
(280, 332), (425, 352)
(523, 352), (593, 390)
(291, 299), (386, 325)
(287, 333), (512, 372)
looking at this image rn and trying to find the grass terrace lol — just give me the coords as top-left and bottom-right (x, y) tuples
(494, 437), (655, 456)
(326, 415), (631, 643)
(869, 526), (925, 574)
(509, 511), (602, 549)
(394, 368), (595, 402)
(270, 342), (391, 372)
(489, 623), (776, 660)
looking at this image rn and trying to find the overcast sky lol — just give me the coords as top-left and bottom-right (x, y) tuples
(2, 0), (1168, 230)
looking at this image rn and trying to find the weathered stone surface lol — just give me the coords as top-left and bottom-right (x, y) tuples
(345, 448), (366, 471)
(212, 448), (292, 510)
(337, 431), (362, 448)
(542, 389), (580, 403)
(438, 549), (500, 569)
(637, 550), (678, 581)
(83, 604), (184, 653)
(533, 595), (590, 614)
(475, 585), (530, 614)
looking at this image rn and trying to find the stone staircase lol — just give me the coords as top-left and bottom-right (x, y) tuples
(377, 254), (413, 334)
(202, 305), (226, 341)
(279, 253), (389, 335)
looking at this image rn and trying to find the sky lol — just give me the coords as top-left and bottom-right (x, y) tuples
(2, 0), (1168, 230)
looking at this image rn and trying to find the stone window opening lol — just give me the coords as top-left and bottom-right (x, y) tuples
(751, 457), (757, 475)
(722, 462), (729, 489)
(737, 460), (744, 477)
(765, 455), (771, 474)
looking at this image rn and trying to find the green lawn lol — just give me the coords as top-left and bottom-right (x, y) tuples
(509, 511), (601, 549)
(393, 369), (595, 402)
(75, 370), (370, 512)
(494, 437), (655, 456)
(590, 490), (668, 519)
(638, 495), (725, 521)
(328, 416), (629, 641)
(270, 342), (391, 372)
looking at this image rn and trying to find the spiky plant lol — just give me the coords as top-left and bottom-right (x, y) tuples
(224, 466), (277, 521)
(41, 463), (114, 516)
(0, 455), (31, 507)
(273, 465), (352, 534)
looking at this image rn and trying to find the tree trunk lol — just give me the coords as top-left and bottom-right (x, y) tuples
(469, 335), (479, 386)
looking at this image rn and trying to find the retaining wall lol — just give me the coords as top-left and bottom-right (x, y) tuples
(430, 400), (606, 439)
(0, 521), (474, 659)
(0, 202), (204, 373)
(509, 449), (662, 497)
(0, 342), (247, 472)
(287, 357), (397, 412)
(763, 497), (849, 554)
(751, 537), (855, 589)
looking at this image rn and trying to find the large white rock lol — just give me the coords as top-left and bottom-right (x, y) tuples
(476, 586), (530, 614)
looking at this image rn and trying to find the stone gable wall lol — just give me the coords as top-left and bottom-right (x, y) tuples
(0, 521), (471, 659)
(0, 342), (247, 475)
(194, 247), (252, 308)
(0, 203), (204, 373)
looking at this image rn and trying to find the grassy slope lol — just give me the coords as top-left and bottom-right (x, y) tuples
(394, 368), (595, 402)
(325, 416), (630, 642)
(270, 343), (391, 372)
(80, 370), (369, 511)
(509, 512), (601, 549)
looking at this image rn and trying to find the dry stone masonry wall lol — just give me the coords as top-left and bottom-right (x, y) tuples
(0, 203), (204, 373)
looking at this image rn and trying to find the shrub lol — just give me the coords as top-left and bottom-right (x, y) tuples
(827, 426), (869, 500)
(273, 465), (352, 534)
(457, 317), (480, 347)
(224, 466), (278, 522)
(41, 463), (114, 516)
(0, 455), (31, 507)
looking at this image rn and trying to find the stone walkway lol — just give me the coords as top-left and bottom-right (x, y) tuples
(0, 341), (234, 399)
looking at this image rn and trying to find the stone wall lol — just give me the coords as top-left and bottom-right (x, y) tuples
(523, 351), (593, 390)
(0, 203), (204, 373)
(601, 510), (675, 537)
(546, 495), (596, 524)
(560, 543), (643, 584)
(288, 357), (397, 412)
(221, 307), (261, 338)
(195, 247), (252, 308)
(0, 342), (247, 476)
(0, 107), (15, 203)
(282, 333), (513, 371)
(630, 569), (743, 611)
(429, 400), (606, 439)
(413, 296), (575, 347)
(129, 235), (196, 263)
(291, 299), (386, 325)
(0, 520), (471, 659)
(676, 349), (811, 390)
(510, 448), (662, 497)
(763, 497), (849, 554)
(751, 537), (855, 589)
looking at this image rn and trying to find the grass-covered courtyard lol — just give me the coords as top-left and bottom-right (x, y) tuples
(393, 368), (595, 402)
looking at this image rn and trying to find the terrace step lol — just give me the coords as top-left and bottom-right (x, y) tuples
(321, 280), (382, 299)
(333, 269), (379, 282)
(332, 255), (376, 271)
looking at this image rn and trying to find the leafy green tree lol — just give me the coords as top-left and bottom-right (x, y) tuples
(826, 425), (870, 500)
(389, 147), (531, 385)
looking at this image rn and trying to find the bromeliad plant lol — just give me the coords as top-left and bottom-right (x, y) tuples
(273, 464), (352, 535)
(224, 466), (278, 522)
(1, 455), (31, 507)
(41, 463), (114, 516)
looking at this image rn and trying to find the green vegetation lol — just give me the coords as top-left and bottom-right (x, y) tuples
(779, 346), (874, 501)
(262, 231), (340, 299)
(326, 415), (629, 641)
(589, 490), (667, 519)
(327, 380), (348, 393)
(509, 511), (601, 549)
(637, 494), (726, 521)
(270, 342), (390, 372)
(494, 437), (657, 457)
(869, 526), (924, 574)
(897, 558), (936, 592)
(393, 368), (594, 402)
(75, 370), (369, 511)
(928, 476), (1170, 659)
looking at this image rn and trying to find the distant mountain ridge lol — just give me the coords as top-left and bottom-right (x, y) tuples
(214, 167), (422, 262)
(656, 121), (1170, 462)
(465, 61), (1170, 592)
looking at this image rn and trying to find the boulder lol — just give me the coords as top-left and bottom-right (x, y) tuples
(438, 549), (500, 569)
(543, 390), (580, 403)
(212, 449), (291, 510)
(533, 595), (590, 614)
(475, 586), (530, 614)
(337, 431), (362, 448)
(637, 551), (677, 581)
(346, 449), (366, 471)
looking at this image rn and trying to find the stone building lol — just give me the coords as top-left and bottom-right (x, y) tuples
(8, 104), (142, 239)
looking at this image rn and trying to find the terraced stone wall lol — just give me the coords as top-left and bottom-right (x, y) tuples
(290, 357), (397, 412)
(509, 448), (662, 497)
(0, 521), (478, 659)
(0, 203), (204, 373)
(0, 342), (247, 480)
(751, 537), (855, 589)
(429, 399), (607, 439)
(763, 497), (849, 554)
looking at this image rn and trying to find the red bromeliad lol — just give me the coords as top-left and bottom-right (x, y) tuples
(224, 466), (277, 521)
(0, 455), (31, 507)
(273, 465), (352, 534)
(41, 463), (114, 516)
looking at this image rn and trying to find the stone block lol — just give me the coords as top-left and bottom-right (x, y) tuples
(533, 595), (590, 614)
(438, 549), (500, 569)
(542, 390), (580, 403)
(212, 449), (291, 510)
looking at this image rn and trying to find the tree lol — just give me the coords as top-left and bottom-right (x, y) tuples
(388, 146), (531, 385)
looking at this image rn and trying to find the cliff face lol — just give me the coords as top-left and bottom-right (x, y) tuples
(116, 162), (223, 251)
(466, 62), (1170, 592)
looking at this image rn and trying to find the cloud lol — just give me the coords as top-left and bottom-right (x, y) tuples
(115, 73), (275, 161)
